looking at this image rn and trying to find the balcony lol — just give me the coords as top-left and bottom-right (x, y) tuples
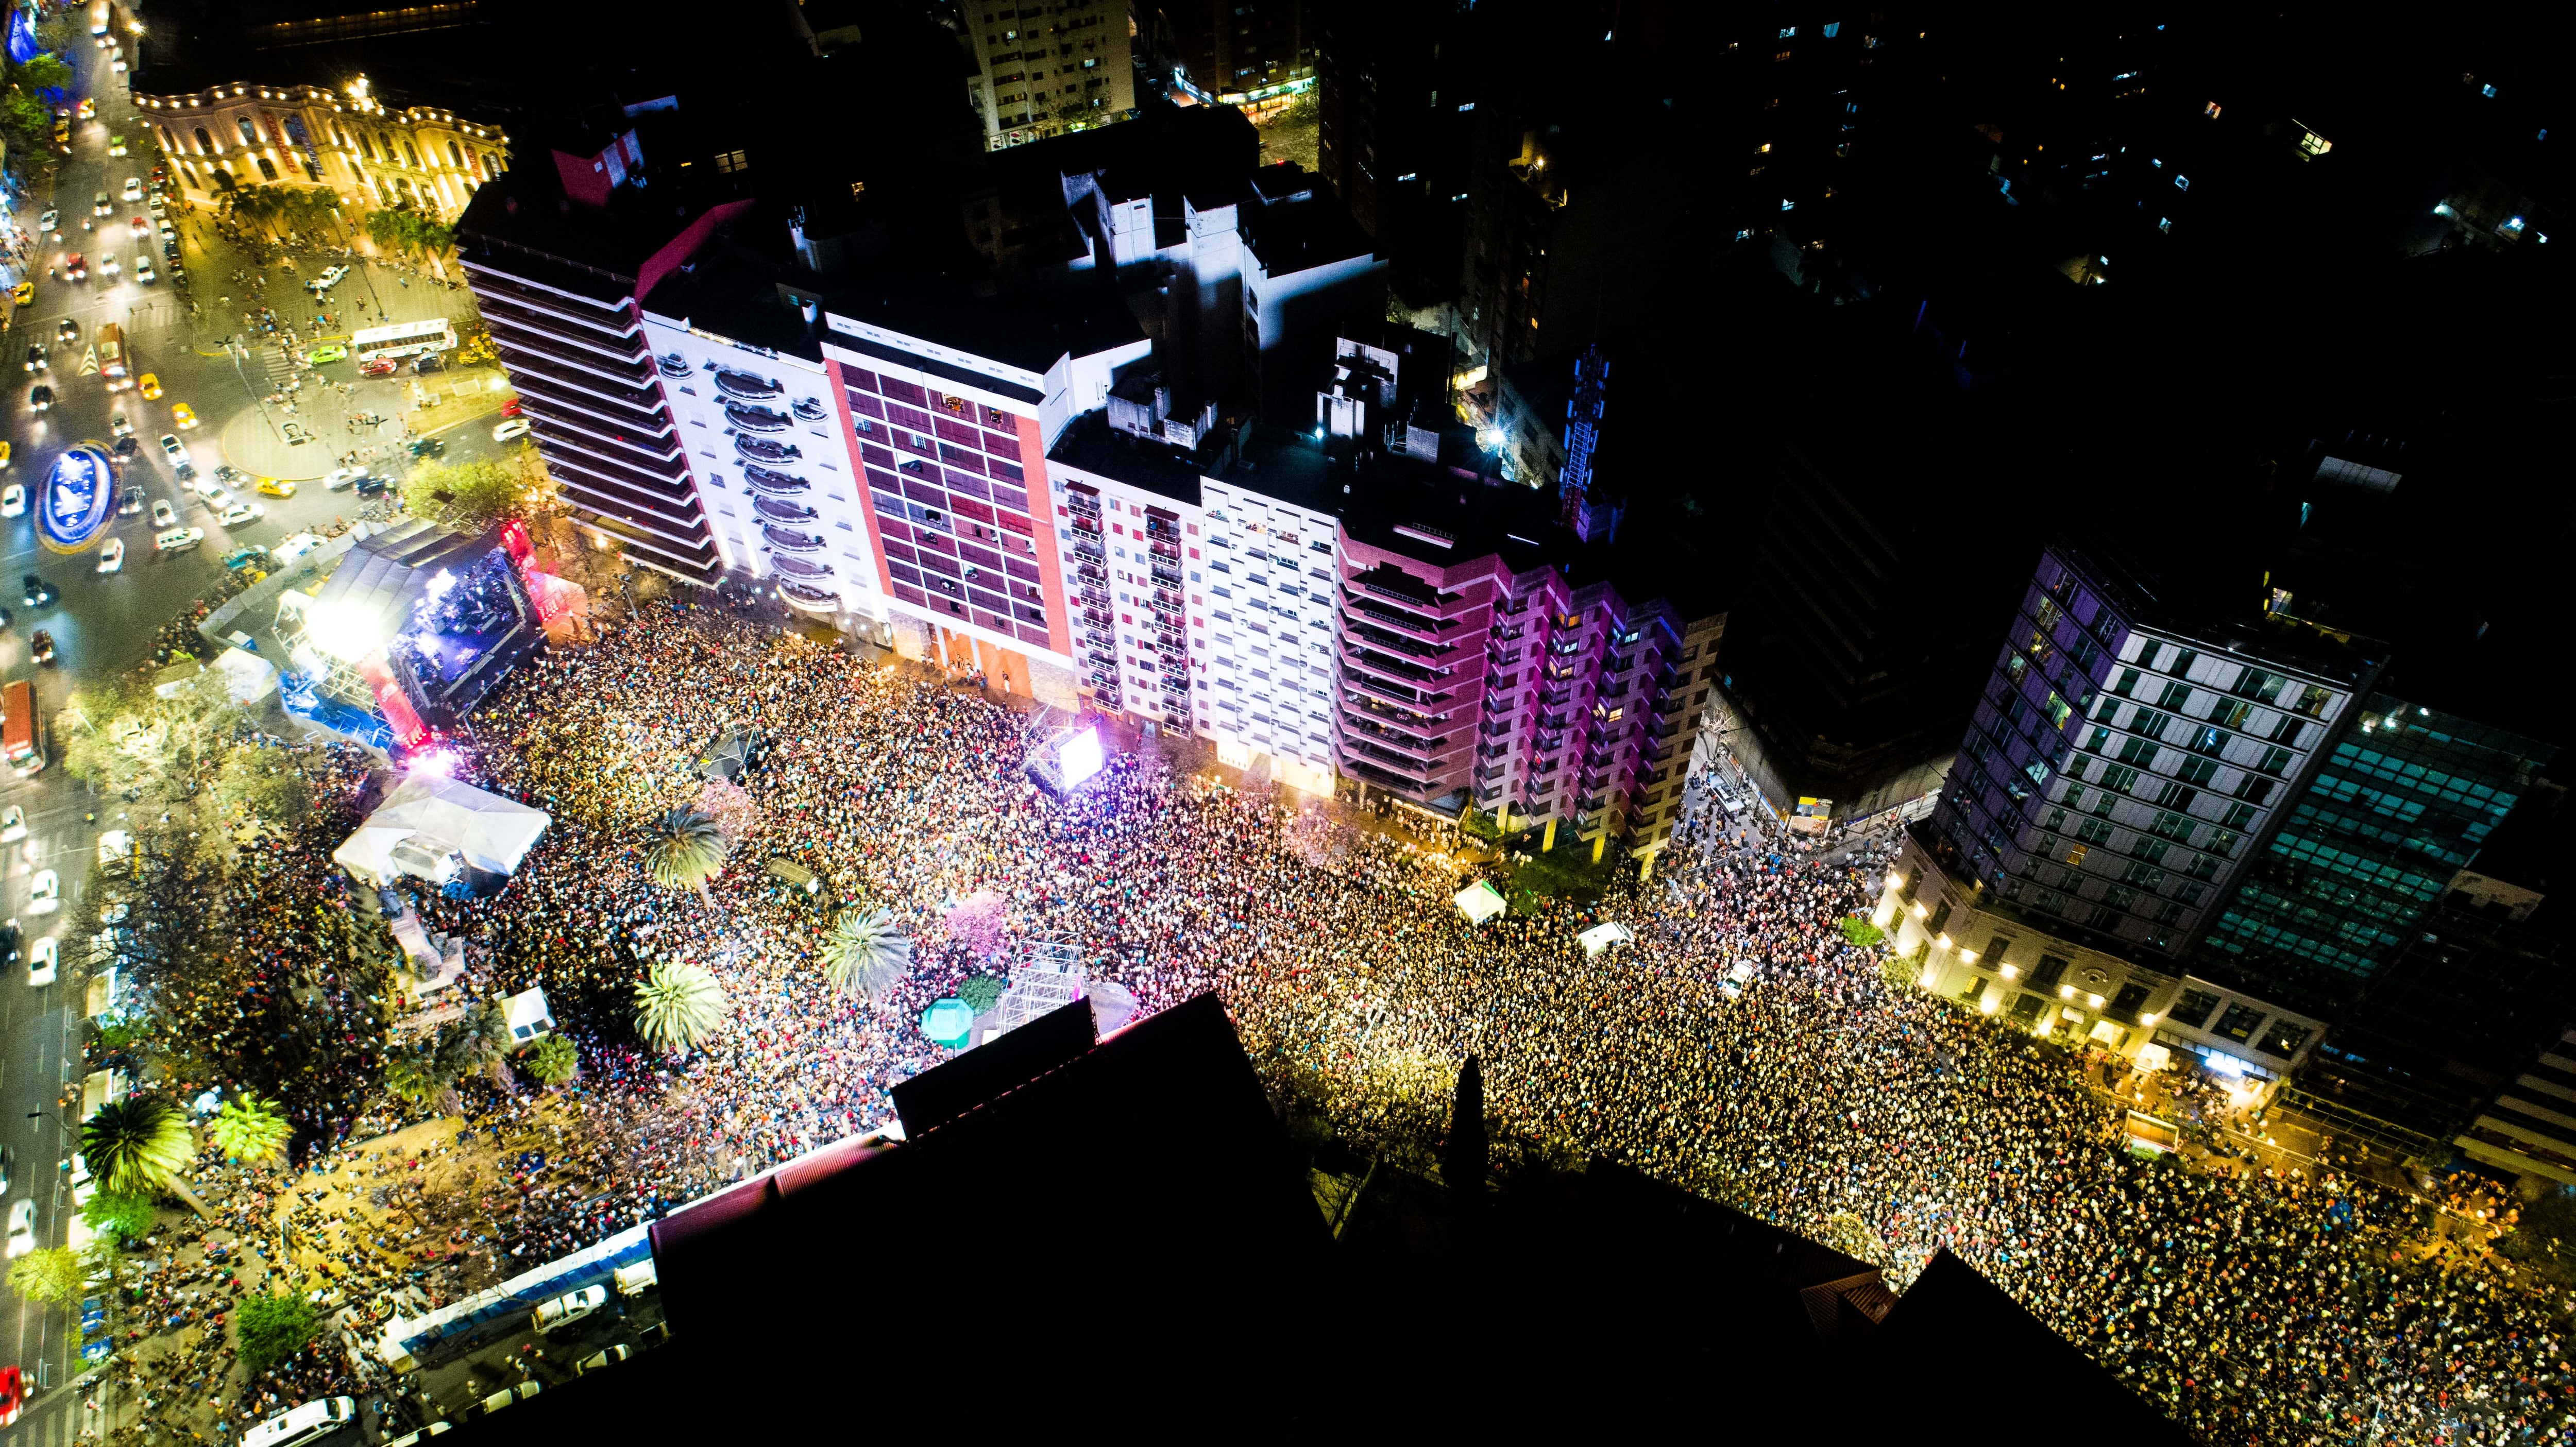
(712, 368), (783, 400)
(1349, 618), (1452, 662)
(725, 402), (793, 434)
(781, 581), (839, 613)
(773, 555), (833, 581)
(469, 280), (643, 343)
(483, 301), (648, 370)
(790, 396), (829, 422)
(514, 382), (671, 442)
(462, 263), (634, 319)
(538, 444), (694, 506)
(519, 403), (683, 467)
(763, 524), (824, 553)
(496, 348), (662, 409)
(754, 495), (816, 524)
(743, 464), (811, 497)
(1342, 639), (1448, 687)
(735, 435), (802, 465)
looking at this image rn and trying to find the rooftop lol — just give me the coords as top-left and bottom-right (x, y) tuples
(1046, 409), (1215, 507)
(639, 231), (827, 364)
(824, 271), (1145, 381)
(1242, 175), (1381, 279)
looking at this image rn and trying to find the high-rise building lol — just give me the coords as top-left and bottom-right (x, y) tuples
(962, 0), (1138, 151)
(1153, 0), (1311, 114)
(1311, 0), (1472, 304)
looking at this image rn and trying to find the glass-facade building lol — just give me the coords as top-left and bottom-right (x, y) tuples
(2197, 699), (2557, 1017)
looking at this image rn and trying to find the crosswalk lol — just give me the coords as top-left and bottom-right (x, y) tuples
(257, 343), (297, 390)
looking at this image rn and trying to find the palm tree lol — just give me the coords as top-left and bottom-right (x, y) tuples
(79, 1096), (204, 1215)
(633, 959), (726, 1054)
(820, 908), (913, 1005)
(521, 1034), (578, 1087)
(209, 1093), (291, 1165)
(383, 1052), (443, 1106)
(645, 807), (728, 903)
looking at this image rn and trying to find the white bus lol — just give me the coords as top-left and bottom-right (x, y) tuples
(352, 316), (457, 362)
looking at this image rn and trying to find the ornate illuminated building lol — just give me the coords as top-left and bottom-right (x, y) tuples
(130, 75), (508, 221)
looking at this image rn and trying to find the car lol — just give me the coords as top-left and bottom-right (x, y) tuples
(98, 253), (117, 279)
(26, 629), (51, 665)
(408, 437), (446, 459)
(61, 255), (84, 283)
(26, 385), (50, 412)
(493, 418), (531, 442)
(7, 283), (26, 307)
(222, 546), (268, 570)
(499, 396), (523, 419)
(149, 497), (176, 529)
(56, 318), (78, 345)
(354, 473), (390, 497)
(257, 476), (294, 498)
(76, 97), (94, 119)
(4, 1201), (32, 1257)
(244, 1397), (357, 1447)
(119, 485), (143, 516)
(273, 533), (323, 566)
(92, 191), (110, 217)
(304, 343), (348, 365)
(161, 239), (178, 262)
(532, 1285), (607, 1334)
(133, 255), (155, 283)
(0, 807), (21, 844)
(0, 485), (20, 518)
(147, 195), (165, 216)
(108, 52), (124, 72)
(0, 442), (9, 467)
(474, 1383), (540, 1418)
(384, 1426), (452, 1445)
(35, 209), (56, 233)
(96, 537), (123, 573)
(159, 434), (191, 469)
(172, 403), (197, 429)
(21, 347), (40, 374)
(112, 435), (139, 459)
(311, 264), (348, 292)
(413, 353), (448, 374)
(27, 871), (54, 914)
(108, 134), (126, 156)
(191, 474), (231, 502)
(127, 216), (146, 239)
(121, 177), (142, 201)
(110, 413), (132, 437)
(138, 373), (161, 399)
(25, 935), (54, 988)
(0, 1363), (18, 1427)
(21, 575), (52, 606)
(323, 466), (368, 491)
(216, 502), (262, 528)
(359, 358), (399, 378)
(154, 526), (204, 552)
(574, 1344), (634, 1375)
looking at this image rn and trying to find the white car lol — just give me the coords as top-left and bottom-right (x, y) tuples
(531, 1285), (606, 1334)
(149, 497), (175, 528)
(323, 467), (368, 491)
(159, 434), (191, 469)
(26, 935), (54, 988)
(133, 255), (155, 284)
(0, 806), (22, 844)
(492, 418), (531, 442)
(27, 870), (58, 915)
(311, 264), (349, 292)
(0, 484), (21, 518)
(121, 177), (141, 201)
(95, 537), (123, 573)
(4, 1201), (32, 1258)
(154, 526), (204, 553)
(99, 254), (118, 279)
(574, 1344), (633, 1374)
(190, 477), (230, 504)
(273, 533), (323, 566)
(216, 502), (262, 528)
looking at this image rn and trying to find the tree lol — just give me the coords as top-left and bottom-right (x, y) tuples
(957, 973), (1006, 1015)
(79, 1096), (193, 1198)
(1839, 916), (1887, 949)
(236, 1291), (319, 1375)
(384, 1052), (444, 1106)
(6, 1247), (82, 1308)
(15, 54), (73, 96)
(209, 1093), (292, 1165)
(80, 1188), (156, 1242)
(820, 908), (912, 1005)
(401, 458), (526, 532)
(521, 1034), (577, 1086)
(208, 745), (313, 828)
(633, 959), (725, 1054)
(61, 674), (247, 802)
(644, 808), (728, 903)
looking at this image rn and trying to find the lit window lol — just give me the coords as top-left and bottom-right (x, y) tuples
(1778, 26), (1795, 38)
(1822, 21), (1840, 37)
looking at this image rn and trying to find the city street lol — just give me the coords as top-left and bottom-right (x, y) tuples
(0, 23), (514, 1431)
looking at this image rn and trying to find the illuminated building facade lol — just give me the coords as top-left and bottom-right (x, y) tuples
(963, 0), (1137, 150)
(132, 78), (508, 222)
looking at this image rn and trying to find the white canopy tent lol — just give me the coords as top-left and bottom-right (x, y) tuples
(1577, 921), (1634, 957)
(213, 646), (280, 704)
(333, 771), (552, 890)
(1454, 880), (1506, 925)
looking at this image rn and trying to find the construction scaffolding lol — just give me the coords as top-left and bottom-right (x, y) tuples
(988, 940), (1088, 1040)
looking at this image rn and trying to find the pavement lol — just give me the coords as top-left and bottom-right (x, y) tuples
(215, 356), (514, 483)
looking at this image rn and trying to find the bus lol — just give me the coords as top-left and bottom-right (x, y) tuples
(352, 317), (457, 363)
(2, 679), (41, 775)
(97, 321), (127, 388)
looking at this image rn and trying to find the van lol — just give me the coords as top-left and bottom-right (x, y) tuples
(243, 1397), (357, 1447)
(612, 1259), (658, 1298)
(531, 1285), (606, 1334)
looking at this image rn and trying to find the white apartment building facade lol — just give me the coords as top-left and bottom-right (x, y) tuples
(963, 0), (1138, 150)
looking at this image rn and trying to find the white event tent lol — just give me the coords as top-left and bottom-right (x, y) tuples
(333, 771), (551, 889)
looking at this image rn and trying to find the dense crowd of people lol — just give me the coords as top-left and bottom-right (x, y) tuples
(92, 598), (2574, 1443)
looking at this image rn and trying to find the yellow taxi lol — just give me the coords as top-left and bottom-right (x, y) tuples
(257, 477), (294, 498)
(8, 283), (28, 307)
(137, 373), (161, 399)
(171, 402), (197, 429)
(0, 442), (11, 467)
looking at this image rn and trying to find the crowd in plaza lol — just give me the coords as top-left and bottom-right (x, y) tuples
(81, 597), (2576, 1443)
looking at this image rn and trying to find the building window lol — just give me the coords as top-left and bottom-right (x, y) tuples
(193, 126), (214, 156)
(448, 139), (464, 167)
(255, 154), (279, 181)
(236, 115), (259, 147)
(715, 149), (749, 174)
(2257, 1020), (2312, 1057)
(2212, 1003), (2267, 1045)
(2167, 988), (2223, 1029)
(402, 141), (421, 168)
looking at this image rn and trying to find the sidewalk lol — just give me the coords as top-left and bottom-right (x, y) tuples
(215, 359), (511, 480)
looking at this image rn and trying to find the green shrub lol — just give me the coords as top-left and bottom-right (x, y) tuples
(958, 974), (1007, 1015)
(1839, 916), (1886, 949)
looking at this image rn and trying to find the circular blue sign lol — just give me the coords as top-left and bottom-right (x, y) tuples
(37, 444), (113, 554)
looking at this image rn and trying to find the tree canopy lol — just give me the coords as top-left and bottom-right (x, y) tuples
(821, 908), (913, 1005)
(6, 1248), (82, 1307)
(79, 1095), (194, 1198)
(210, 1093), (292, 1165)
(634, 959), (726, 1053)
(236, 1291), (319, 1374)
(62, 674), (248, 803)
(401, 458), (529, 533)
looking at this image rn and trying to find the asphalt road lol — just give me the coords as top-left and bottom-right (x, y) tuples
(0, 28), (501, 1439)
